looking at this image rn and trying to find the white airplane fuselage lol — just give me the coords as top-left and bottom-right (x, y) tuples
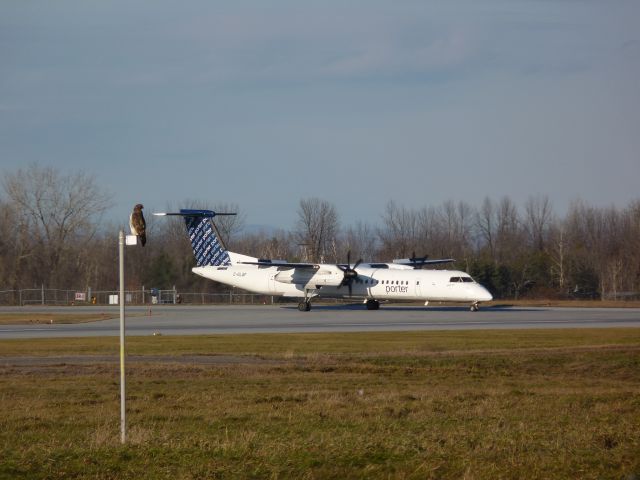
(193, 262), (493, 304)
(152, 209), (493, 310)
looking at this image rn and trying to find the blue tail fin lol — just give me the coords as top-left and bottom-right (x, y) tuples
(180, 209), (232, 267)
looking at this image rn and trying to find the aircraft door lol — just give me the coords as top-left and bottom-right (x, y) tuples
(415, 278), (422, 298)
(268, 272), (276, 294)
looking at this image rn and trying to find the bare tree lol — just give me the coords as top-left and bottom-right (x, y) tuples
(548, 220), (567, 289)
(295, 198), (339, 262)
(524, 194), (553, 251)
(0, 198), (31, 291)
(495, 196), (522, 263)
(342, 221), (378, 262)
(437, 200), (474, 262)
(212, 202), (246, 247)
(379, 201), (421, 259)
(627, 201), (640, 293)
(416, 205), (441, 257)
(2, 164), (112, 287)
(475, 197), (496, 260)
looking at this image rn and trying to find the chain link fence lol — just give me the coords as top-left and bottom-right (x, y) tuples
(3, 286), (640, 307)
(0, 288), (277, 306)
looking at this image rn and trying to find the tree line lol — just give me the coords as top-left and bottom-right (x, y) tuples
(2, 165), (639, 300)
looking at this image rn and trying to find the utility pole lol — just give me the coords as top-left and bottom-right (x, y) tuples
(119, 229), (126, 444)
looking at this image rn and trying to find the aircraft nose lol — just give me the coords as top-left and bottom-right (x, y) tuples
(479, 286), (493, 302)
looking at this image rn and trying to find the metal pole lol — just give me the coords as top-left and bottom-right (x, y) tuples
(119, 230), (126, 444)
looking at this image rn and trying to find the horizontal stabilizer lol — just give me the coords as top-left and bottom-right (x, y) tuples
(153, 209), (236, 218)
(392, 257), (455, 267)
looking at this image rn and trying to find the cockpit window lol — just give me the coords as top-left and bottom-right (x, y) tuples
(450, 276), (474, 283)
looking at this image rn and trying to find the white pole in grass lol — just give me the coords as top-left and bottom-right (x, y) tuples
(119, 229), (126, 444)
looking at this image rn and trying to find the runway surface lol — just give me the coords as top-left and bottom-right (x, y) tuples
(0, 304), (639, 339)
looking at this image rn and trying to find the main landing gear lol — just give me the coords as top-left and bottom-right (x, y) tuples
(298, 288), (315, 311)
(298, 298), (380, 311)
(470, 302), (480, 312)
(298, 301), (311, 312)
(366, 299), (380, 310)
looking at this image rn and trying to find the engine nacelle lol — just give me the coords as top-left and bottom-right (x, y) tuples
(274, 267), (343, 289)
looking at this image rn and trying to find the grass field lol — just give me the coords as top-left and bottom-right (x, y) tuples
(1, 329), (639, 479)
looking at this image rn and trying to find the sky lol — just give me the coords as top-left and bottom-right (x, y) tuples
(2, 0), (639, 230)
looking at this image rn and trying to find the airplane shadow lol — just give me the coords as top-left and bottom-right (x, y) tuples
(280, 304), (539, 312)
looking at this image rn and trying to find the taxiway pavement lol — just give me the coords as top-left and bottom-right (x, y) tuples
(0, 304), (639, 339)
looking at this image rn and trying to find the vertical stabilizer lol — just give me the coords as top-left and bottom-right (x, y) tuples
(153, 209), (238, 266)
(180, 210), (231, 267)
(180, 209), (232, 267)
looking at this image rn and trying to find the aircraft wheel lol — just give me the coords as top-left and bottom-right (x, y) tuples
(298, 301), (311, 312)
(470, 303), (479, 312)
(366, 300), (380, 310)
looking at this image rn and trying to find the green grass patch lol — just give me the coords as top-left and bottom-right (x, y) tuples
(1, 329), (639, 479)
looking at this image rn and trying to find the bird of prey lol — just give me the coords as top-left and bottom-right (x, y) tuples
(129, 204), (146, 246)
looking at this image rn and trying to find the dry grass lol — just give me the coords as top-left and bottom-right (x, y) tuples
(0, 312), (116, 325)
(1, 329), (639, 479)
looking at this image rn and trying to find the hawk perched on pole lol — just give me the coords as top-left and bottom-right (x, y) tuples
(129, 204), (146, 246)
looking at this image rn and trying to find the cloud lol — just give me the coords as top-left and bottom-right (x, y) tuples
(319, 27), (475, 79)
(165, 10), (485, 88)
(2, 0), (639, 228)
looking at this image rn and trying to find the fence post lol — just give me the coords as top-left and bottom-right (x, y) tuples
(41, 284), (44, 305)
(142, 285), (145, 305)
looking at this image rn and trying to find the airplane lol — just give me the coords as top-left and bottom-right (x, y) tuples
(154, 209), (493, 311)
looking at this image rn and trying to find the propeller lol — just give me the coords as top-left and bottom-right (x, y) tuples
(337, 251), (363, 296)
